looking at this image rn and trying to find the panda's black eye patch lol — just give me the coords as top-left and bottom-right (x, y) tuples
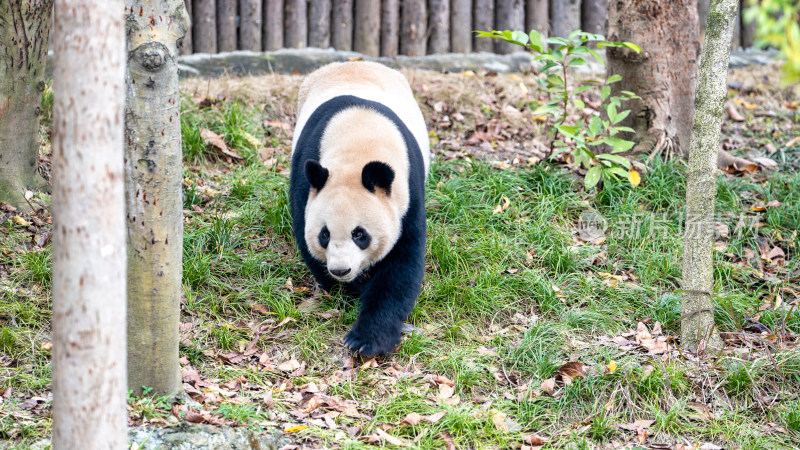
(351, 226), (371, 250)
(319, 226), (330, 248)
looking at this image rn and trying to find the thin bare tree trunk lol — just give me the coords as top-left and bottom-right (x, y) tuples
(401, 0), (426, 56)
(450, 0), (472, 53)
(309, 0), (332, 48)
(217, 0), (237, 52)
(381, 0), (399, 56)
(354, 0), (380, 56)
(51, 0), (127, 447)
(494, 0), (523, 54)
(681, 0), (736, 355)
(285, 0), (308, 48)
(332, 0), (353, 50)
(239, 0), (262, 50)
(740, 0), (756, 48)
(582, 0), (608, 35)
(526, 0), (548, 42)
(0, 0), (53, 210)
(698, 0), (710, 42)
(551, 0), (581, 38)
(472, 0), (493, 52)
(124, 0), (189, 397)
(181, 0), (193, 54)
(193, 0), (217, 53)
(428, 0), (450, 54)
(264, 0), (283, 50)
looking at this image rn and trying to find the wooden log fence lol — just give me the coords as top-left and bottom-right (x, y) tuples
(182, 0), (758, 56)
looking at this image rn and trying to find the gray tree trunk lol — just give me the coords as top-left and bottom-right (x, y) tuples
(308, 0), (332, 48)
(450, 0), (472, 53)
(181, 0), (193, 54)
(193, 0), (217, 53)
(698, 0), (710, 42)
(0, 0), (53, 210)
(427, 0), (450, 55)
(331, 0), (353, 50)
(740, 0), (755, 48)
(472, 0), (493, 52)
(526, 0), (548, 42)
(582, 0), (608, 35)
(381, 0), (400, 56)
(264, 0), (284, 50)
(354, 0), (380, 56)
(681, 0), (737, 354)
(124, 0), (189, 397)
(494, 0), (524, 54)
(217, 0), (237, 52)
(51, 0), (127, 447)
(551, 0), (581, 38)
(400, 0), (426, 56)
(239, 0), (262, 51)
(284, 0), (308, 48)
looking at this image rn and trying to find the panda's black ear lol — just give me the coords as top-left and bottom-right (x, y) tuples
(305, 160), (329, 191)
(362, 161), (395, 195)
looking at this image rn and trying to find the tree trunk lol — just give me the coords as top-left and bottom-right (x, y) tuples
(740, 0), (755, 48)
(51, 0), (127, 448)
(607, 0), (700, 157)
(239, 0), (262, 51)
(450, 0), (472, 53)
(354, 0), (380, 56)
(472, 0), (493, 52)
(308, 0), (332, 48)
(181, 0), (193, 54)
(698, 0), (710, 42)
(193, 0), (217, 53)
(264, 0), (283, 50)
(427, 0), (450, 54)
(551, 0), (581, 38)
(284, 0), (308, 48)
(124, 0), (189, 397)
(526, 0), (548, 43)
(331, 0), (353, 50)
(381, 0), (399, 56)
(0, 0), (52, 210)
(494, 0), (524, 54)
(681, 0), (736, 354)
(217, 0), (237, 52)
(582, 0), (608, 35)
(400, 0), (426, 56)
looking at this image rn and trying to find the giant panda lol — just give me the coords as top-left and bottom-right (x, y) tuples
(290, 61), (430, 357)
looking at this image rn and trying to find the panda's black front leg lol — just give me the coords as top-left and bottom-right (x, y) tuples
(343, 251), (423, 357)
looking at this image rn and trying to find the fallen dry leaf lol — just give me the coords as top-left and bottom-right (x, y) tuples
(200, 129), (242, 159)
(400, 412), (423, 426)
(426, 411), (447, 423)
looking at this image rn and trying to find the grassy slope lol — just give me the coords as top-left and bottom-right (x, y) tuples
(1, 66), (800, 449)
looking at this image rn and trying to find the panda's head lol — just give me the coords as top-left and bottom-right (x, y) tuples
(303, 159), (401, 282)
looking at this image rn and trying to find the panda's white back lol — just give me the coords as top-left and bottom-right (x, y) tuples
(292, 61), (430, 176)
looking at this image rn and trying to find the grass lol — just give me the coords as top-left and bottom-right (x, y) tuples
(2, 68), (800, 448)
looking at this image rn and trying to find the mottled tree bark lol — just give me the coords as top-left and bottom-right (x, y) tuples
(494, 0), (523, 54)
(551, 0), (581, 38)
(427, 0), (450, 54)
(239, 0), (262, 51)
(450, 0), (472, 53)
(354, 0), (380, 56)
(309, 0), (332, 48)
(284, 0), (308, 48)
(582, 0), (608, 35)
(331, 0), (353, 50)
(51, 0), (127, 448)
(263, 0), (284, 50)
(607, 0), (700, 157)
(380, 0), (399, 56)
(526, 0), (548, 42)
(181, 0), (193, 54)
(124, 0), (189, 397)
(681, 0), (737, 354)
(0, 0), (52, 210)
(217, 0), (237, 52)
(400, 0), (426, 56)
(193, 0), (217, 53)
(472, 0), (493, 52)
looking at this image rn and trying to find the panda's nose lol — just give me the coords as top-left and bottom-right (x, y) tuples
(329, 268), (351, 277)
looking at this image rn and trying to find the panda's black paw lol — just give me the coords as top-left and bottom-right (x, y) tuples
(344, 325), (401, 357)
